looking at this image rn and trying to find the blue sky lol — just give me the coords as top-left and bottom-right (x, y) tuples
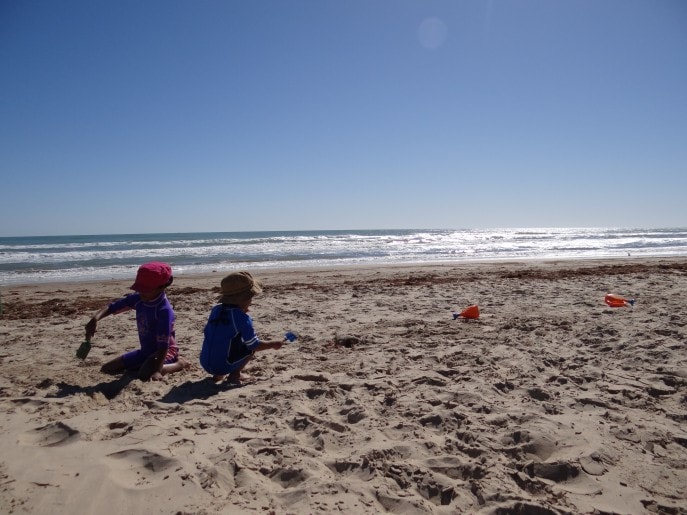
(1, 0), (685, 236)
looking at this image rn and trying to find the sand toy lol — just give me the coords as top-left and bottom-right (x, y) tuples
(452, 304), (480, 320)
(604, 293), (635, 307)
(76, 339), (92, 359)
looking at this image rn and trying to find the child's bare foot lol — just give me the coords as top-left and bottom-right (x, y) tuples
(161, 356), (192, 376)
(211, 374), (225, 383)
(227, 372), (253, 385)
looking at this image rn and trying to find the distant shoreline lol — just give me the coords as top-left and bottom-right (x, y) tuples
(2, 227), (686, 286)
(4, 255), (685, 290)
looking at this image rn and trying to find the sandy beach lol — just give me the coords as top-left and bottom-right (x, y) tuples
(1, 258), (686, 514)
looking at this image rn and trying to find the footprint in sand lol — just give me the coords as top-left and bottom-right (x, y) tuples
(423, 455), (487, 480)
(89, 420), (135, 442)
(19, 421), (80, 447)
(104, 449), (179, 489)
(498, 428), (560, 462)
(325, 459), (375, 480)
(579, 453), (606, 476)
(524, 460), (580, 482)
(265, 467), (310, 488)
(11, 397), (48, 414)
(491, 501), (563, 515)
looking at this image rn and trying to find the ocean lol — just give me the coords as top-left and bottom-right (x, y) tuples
(1, 228), (686, 286)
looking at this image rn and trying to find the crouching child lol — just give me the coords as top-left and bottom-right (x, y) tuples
(200, 271), (283, 385)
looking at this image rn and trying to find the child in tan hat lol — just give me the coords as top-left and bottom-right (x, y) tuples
(199, 271), (284, 385)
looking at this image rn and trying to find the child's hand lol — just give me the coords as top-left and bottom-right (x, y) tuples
(150, 371), (164, 381)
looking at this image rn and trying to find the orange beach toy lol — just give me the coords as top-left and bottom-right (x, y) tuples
(452, 304), (480, 320)
(604, 293), (635, 308)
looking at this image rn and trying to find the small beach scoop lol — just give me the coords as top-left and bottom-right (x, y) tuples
(284, 331), (298, 343)
(604, 293), (635, 308)
(452, 304), (480, 320)
(76, 339), (92, 359)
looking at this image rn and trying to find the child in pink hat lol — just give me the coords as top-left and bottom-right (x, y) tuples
(84, 261), (190, 381)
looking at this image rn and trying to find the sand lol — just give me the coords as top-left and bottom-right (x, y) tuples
(0, 258), (686, 514)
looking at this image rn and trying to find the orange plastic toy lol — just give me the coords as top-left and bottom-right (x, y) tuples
(604, 293), (635, 308)
(452, 304), (480, 320)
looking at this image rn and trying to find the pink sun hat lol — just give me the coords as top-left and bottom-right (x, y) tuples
(130, 262), (173, 293)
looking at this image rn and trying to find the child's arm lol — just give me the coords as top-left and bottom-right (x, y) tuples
(254, 340), (284, 352)
(85, 306), (111, 341)
(137, 348), (167, 381)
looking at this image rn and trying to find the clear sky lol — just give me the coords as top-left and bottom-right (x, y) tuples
(1, 0), (685, 236)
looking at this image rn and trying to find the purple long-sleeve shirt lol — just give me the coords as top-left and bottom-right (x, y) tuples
(108, 292), (178, 357)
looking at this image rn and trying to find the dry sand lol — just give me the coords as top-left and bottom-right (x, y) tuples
(0, 258), (686, 514)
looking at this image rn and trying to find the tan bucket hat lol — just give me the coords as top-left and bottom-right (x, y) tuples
(219, 271), (262, 304)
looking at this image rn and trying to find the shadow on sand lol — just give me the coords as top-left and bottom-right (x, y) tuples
(52, 375), (136, 400)
(44, 375), (242, 405)
(158, 378), (242, 404)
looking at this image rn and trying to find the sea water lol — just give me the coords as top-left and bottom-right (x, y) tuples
(1, 227), (686, 286)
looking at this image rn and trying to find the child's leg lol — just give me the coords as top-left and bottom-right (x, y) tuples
(107, 349), (146, 376)
(101, 356), (127, 374)
(161, 356), (191, 376)
(227, 356), (253, 385)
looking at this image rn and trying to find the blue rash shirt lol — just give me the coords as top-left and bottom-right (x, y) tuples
(199, 304), (260, 375)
